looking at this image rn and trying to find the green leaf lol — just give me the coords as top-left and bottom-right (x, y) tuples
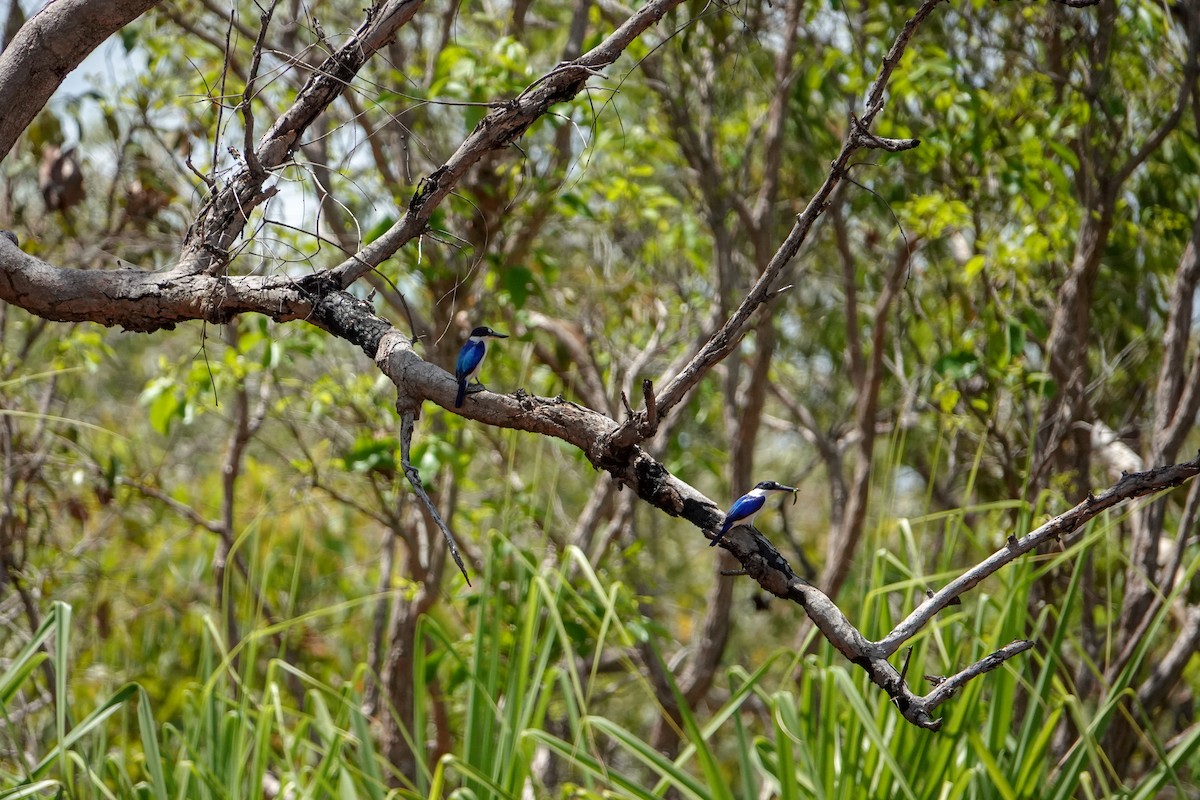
(501, 265), (538, 309)
(934, 351), (979, 380)
(338, 436), (398, 474)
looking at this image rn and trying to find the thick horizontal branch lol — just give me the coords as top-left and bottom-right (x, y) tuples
(0, 237), (315, 332)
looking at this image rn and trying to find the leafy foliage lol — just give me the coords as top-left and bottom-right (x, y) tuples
(2, 0), (1200, 797)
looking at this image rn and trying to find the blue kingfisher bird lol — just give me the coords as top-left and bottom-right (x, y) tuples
(455, 326), (508, 408)
(711, 480), (798, 547)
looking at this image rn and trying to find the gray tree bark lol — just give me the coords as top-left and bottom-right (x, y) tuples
(0, 0), (162, 161)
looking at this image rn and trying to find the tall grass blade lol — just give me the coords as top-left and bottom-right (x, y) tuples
(137, 686), (169, 800)
(30, 683), (138, 779)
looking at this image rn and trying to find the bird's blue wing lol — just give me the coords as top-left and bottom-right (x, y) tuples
(721, 492), (766, 533)
(456, 339), (485, 381)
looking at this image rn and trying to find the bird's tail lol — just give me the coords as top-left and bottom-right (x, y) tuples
(710, 523), (732, 547)
(455, 379), (467, 408)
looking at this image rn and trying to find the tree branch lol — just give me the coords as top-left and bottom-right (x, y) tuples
(922, 640), (1035, 711)
(397, 408), (470, 584)
(0, 0), (162, 162)
(180, 0), (426, 274)
(0, 237), (314, 332)
(879, 455), (1200, 655)
(602, 0), (941, 450)
(327, 0), (689, 287)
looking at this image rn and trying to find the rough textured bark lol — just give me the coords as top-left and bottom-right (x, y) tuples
(0, 239), (314, 332)
(180, 0), (428, 276)
(0, 0), (162, 162)
(5, 0), (1169, 742)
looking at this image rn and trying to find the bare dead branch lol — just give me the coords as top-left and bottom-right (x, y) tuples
(398, 409), (470, 584)
(879, 454), (1200, 655)
(849, 116), (920, 152)
(603, 0), (944, 451)
(181, 0), (427, 274)
(922, 640), (1035, 711)
(240, 1), (279, 178)
(0, 237), (317, 332)
(328, 0), (690, 287)
(863, 1), (945, 118)
(640, 379), (658, 433)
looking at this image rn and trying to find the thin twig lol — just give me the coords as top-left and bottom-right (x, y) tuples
(211, 10), (235, 185)
(240, 0), (279, 177)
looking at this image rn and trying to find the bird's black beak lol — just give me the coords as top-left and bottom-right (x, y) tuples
(492, 331), (509, 338)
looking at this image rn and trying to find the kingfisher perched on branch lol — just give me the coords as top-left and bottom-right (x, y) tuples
(455, 326), (508, 408)
(711, 480), (798, 547)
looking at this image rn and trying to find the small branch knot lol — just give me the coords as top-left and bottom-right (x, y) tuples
(848, 112), (920, 152)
